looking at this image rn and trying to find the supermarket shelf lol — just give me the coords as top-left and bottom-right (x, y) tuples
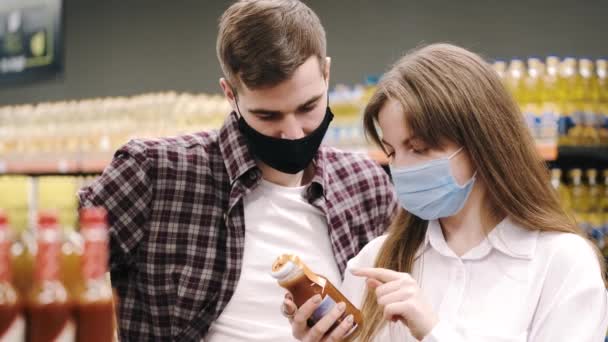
(0, 154), (112, 176)
(558, 146), (608, 162)
(551, 146), (608, 169)
(1, 145), (603, 176)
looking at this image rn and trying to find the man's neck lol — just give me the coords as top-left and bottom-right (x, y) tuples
(257, 161), (315, 187)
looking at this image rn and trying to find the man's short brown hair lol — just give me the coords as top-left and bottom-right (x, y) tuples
(217, 0), (327, 91)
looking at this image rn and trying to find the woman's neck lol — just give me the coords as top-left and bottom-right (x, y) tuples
(439, 181), (502, 257)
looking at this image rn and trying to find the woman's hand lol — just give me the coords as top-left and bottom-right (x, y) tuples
(282, 292), (355, 342)
(351, 268), (438, 341)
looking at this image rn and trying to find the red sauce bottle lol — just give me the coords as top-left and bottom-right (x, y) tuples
(0, 210), (25, 341)
(26, 212), (75, 342)
(75, 208), (114, 342)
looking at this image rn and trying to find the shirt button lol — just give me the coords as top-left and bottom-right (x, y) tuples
(455, 266), (465, 280)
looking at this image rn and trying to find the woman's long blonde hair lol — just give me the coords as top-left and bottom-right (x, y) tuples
(355, 43), (605, 341)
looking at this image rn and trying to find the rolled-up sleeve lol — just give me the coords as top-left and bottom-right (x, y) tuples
(78, 140), (153, 272)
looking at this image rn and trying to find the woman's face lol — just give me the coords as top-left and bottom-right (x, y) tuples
(377, 98), (475, 186)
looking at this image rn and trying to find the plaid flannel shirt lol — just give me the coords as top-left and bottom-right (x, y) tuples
(78, 112), (398, 341)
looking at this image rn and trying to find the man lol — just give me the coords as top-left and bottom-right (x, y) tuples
(79, 1), (397, 341)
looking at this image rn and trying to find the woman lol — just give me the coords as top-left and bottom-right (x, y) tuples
(282, 43), (608, 341)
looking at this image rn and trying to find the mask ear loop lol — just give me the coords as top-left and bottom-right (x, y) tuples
(447, 147), (464, 160)
(448, 147), (478, 185)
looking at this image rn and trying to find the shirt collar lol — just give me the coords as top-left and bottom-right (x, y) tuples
(218, 111), (258, 184)
(416, 216), (538, 260)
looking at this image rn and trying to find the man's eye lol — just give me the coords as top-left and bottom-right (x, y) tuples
(257, 114), (276, 121)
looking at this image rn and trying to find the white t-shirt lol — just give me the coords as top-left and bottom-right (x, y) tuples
(204, 179), (342, 342)
(342, 217), (608, 342)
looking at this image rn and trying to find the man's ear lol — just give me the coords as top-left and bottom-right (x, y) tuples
(324, 56), (332, 85)
(219, 78), (237, 113)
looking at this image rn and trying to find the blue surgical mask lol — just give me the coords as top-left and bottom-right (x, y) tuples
(390, 147), (476, 220)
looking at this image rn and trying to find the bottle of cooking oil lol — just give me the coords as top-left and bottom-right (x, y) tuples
(558, 58), (579, 146)
(493, 60), (507, 82)
(597, 59), (608, 146)
(601, 170), (608, 256)
(506, 59), (526, 106)
(569, 169), (590, 234)
(586, 169), (604, 249)
(579, 58), (600, 146)
(540, 56), (561, 143)
(551, 168), (571, 210)
(524, 58), (545, 139)
(587, 169), (602, 210)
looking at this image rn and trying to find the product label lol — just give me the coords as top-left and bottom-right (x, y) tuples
(558, 116), (575, 137)
(583, 111), (598, 127)
(83, 239), (108, 280)
(540, 105), (559, 140)
(524, 111), (536, 137)
(590, 224), (604, 250)
(309, 295), (336, 326)
(35, 241), (60, 281)
(308, 295), (359, 337)
(572, 111), (585, 126)
(54, 320), (75, 342)
(580, 221), (592, 237)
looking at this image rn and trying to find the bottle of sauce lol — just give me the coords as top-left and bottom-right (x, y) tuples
(27, 212), (75, 342)
(11, 230), (35, 300)
(0, 210), (25, 341)
(75, 208), (114, 342)
(271, 254), (362, 337)
(60, 230), (84, 301)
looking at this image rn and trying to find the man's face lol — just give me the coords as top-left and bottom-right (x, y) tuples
(221, 56), (330, 139)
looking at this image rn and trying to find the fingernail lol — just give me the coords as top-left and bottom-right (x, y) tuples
(313, 295), (322, 303)
(346, 314), (354, 323)
(338, 302), (346, 312)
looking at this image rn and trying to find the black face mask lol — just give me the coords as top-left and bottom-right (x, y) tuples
(236, 106), (334, 174)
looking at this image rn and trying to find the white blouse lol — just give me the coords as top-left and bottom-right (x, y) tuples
(341, 217), (608, 342)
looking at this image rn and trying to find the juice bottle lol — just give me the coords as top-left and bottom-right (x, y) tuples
(0, 211), (25, 341)
(493, 60), (507, 81)
(61, 230), (83, 301)
(541, 56), (561, 143)
(579, 58), (600, 146)
(523, 58), (544, 139)
(586, 169), (603, 249)
(588, 169), (602, 211)
(569, 169), (590, 235)
(600, 170), (608, 257)
(271, 254), (362, 337)
(506, 59), (526, 105)
(10, 230), (34, 300)
(597, 59), (608, 146)
(551, 168), (571, 210)
(76, 208), (114, 342)
(26, 212), (75, 342)
(558, 58), (579, 146)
